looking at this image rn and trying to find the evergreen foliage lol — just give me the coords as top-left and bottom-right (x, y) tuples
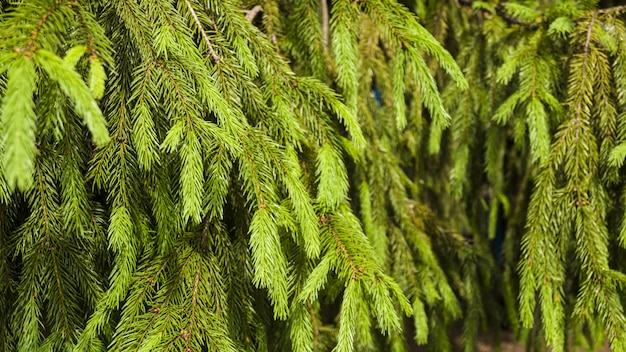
(1, 0), (626, 351)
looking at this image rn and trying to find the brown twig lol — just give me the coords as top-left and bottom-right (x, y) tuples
(321, 0), (329, 51)
(244, 5), (263, 22)
(597, 5), (626, 15)
(183, 0), (221, 62)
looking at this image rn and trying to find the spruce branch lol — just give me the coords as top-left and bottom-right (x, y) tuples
(50, 249), (72, 337)
(494, 3), (535, 26)
(459, 0), (626, 27)
(25, 0), (64, 51)
(183, 0), (221, 62)
(156, 61), (187, 105)
(457, 0), (537, 26)
(568, 14), (597, 192)
(3, 0), (626, 350)
(115, 0), (157, 60)
(240, 139), (266, 208)
(185, 266), (202, 347)
(307, 302), (321, 349)
(74, 5), (96, 56)
(321, 215), (362, 280)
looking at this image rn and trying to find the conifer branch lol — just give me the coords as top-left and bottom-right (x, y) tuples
(35, 167), (52, 236)
(153, 0), (176, 29)
(494, 3), (534, 26)
(50, 251), (71, 337)
(117, 0), (157, 59)
(186, 267), (201, 344)
(457, 0), (537, 26)
(583, 14), (597, 62)
(321, 215), (361, 280)
(240, 139), (266, 207)
(307, 302), (321, 349)
(156, 61), (187, 105)
(183, 0), (221, 62)
(4, 0), (626, 350)
(25, 0), (64, 51)
(570, 15), (596, 189)
(74, 6), (96, 56)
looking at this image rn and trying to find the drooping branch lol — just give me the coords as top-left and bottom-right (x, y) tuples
(456, 0), (535, 26)
(25, 0), (64, 51)
(458, 0), (626, 27)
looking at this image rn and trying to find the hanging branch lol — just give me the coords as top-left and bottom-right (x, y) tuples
(458, 0), (626, 26)
(25, 0), (64, 51)
(456, 0), (536, 26)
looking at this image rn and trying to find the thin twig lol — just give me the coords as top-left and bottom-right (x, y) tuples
(244, 5), (263, 22)
(321, 0), (329, 50)
(458, 0), (626, 26)
(183, 0), (221, 62)
(597, 5), (626, 15)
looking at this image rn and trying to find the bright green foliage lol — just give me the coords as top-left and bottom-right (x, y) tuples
(2, 0), (626, 352)
(422, 1), (626, 351)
